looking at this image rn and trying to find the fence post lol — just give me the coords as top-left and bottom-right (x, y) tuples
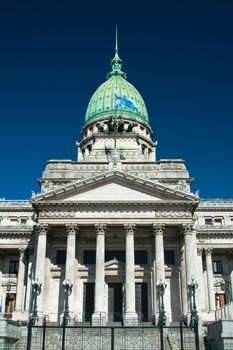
(42, 315), (46, 350)
(111, 327), (114, 350)
(26, 320), (32, 350)
(61, 314), (66, 350)
(194, 319), (200, 350)
(160, 322), (164, 350)
(179, 320), (184, 350)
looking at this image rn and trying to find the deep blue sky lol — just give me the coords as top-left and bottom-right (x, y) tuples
(0, 0), (232, 199)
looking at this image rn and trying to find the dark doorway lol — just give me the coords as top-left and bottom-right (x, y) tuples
(84, 283), (94, 322)
(136, 283), (148, 322)
(108, 283), (123, 322)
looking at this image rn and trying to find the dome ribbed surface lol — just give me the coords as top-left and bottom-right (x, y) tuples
(84, 75), (149, 126)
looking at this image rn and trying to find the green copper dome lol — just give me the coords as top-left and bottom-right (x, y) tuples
(84, 48), (149, 128)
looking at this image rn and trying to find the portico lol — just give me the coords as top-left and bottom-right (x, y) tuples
(31, 172), (199, 325)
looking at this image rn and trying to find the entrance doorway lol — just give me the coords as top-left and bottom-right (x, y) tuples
(5, 293), (16, 319)
(108, 283), (123, 322)
(136, 283), (148, 322)
(84, 283), (94, 322)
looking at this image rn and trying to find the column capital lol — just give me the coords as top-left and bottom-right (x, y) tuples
(152, 223), (165, 235)
(95, 223), (107, 235)
(197, 248), (203, 256)
(66, 224), (79, 236)
(124, 223), (136, 235)
(205, 247), (213, 256)
(36, 224), (49, 236)
(18, 247), (27, 258)
(182, 223), (194, 235)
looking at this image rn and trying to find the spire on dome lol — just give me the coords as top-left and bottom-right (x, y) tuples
(107, 26), (127, 79)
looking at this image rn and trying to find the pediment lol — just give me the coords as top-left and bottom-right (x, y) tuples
(32, 170), (198, 204)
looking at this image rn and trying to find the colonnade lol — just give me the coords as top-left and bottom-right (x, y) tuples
(0, 223), (231, 324)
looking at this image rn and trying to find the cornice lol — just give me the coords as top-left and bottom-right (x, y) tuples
(32, 169), (199, 203)
(0, 201), (33, 211)
(35, 201), (197, 208)
(197, 225), (233, 231)
(0, 230), (33, 237)
(197, 199), (233, 211)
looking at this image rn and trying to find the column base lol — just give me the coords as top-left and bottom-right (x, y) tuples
(60, 312), (75, 326)
(91, 312), (106, 326)
(123, 312), (138, 326)
(12, 310), (29, 322)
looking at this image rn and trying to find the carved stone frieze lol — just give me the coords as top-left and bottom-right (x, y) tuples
(154, 210), (192, 218)
(40, 210), (75, 218)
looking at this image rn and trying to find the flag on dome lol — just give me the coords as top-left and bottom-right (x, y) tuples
(115, 96), (138, 111)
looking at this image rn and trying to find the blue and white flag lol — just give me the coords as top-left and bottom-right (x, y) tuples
(115, 96), (138, 111)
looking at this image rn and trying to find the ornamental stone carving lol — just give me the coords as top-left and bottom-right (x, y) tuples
(152, 223), (165, 235)
(36, 224), (49, 236)
(197, 248), (203, 256)
(40, 211), (75, 218)
(124, 223), (136, 235)
(95, 223), (107, 235)
(18, 247), (26, 257)
(205, 247), (213, 256)
(66, 224), (79, 236)
(182, 223), (194, 234)
(154, 210), (191, 218)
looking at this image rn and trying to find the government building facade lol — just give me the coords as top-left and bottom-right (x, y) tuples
(0, 43), (233, 347)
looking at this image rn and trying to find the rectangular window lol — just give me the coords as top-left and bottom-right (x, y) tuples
(214, 218), (223, 226)
(83, 250), (96, 264)
(164, 250), (175, 265)
(205, 218), (213, 225)
(9, 260), (19, 274)
(56, 250), (66, 265)
(10, 218), (18, 224)
(135, 251), (148, 264)
(105, 250), (125, 263)
(213, 260), (223, 274)
(20, 218), (27, 224)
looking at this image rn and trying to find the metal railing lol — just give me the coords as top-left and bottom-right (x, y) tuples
(26, 318), (200, 350)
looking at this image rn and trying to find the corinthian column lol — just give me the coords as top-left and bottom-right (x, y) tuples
(123, 223), (138, 326)
(152, 224), (165, 322)
(14, 248), (26, 316)
(92, 224), (107, 326)
(34, 224), (49, 318)
(205, 248), (215, 311)
(64, 224), (79, 320)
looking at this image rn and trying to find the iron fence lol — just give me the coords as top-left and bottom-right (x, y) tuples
(26, 319), (200, 350)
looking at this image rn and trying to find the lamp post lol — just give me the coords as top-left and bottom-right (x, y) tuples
(188, 276), (199, 350)
(157, 277), (167, 327)
(188, 276), (198, 327)
(62, 279), (73, 326)
(31, 278), (42, 325)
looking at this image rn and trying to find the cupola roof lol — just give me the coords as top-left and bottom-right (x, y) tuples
(84, 31), (149, 128)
